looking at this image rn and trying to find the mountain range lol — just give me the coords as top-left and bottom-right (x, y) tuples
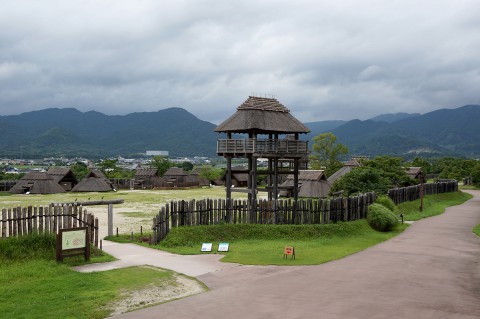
(0, 105), (479, 159)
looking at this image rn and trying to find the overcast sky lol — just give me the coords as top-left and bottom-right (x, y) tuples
(1, 0), (479, 123)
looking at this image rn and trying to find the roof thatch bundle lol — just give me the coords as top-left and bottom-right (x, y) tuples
(163, 167), (188, 177)
(86, 169), (107, 179)
(71, 177), (114, 192)
(214, 96), (310, 134)
(280, 170), (331, 198)
(135, 168), (158, 179)
(9, 172), (67, 194)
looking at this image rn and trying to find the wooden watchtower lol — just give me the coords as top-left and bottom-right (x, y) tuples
(215, 96), (310, 205)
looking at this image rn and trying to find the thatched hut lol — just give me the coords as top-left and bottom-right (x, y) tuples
(327, 157), (364, 184)
(280, 170), (331, 198)
(71, 177), (114, 192)
(134, 168), (160, 189)
(163, 167), (188, 184)
(71, 169), (115, 192)
(215, 96), (310, 202)
(406, 167), (425, 182)
(9, 172), (67, 194)
(47, 167), (78, 191)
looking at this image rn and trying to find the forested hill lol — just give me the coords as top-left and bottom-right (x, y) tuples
(1, 104), (479, 158)
(0, 107), (218, 158)
(326, 105), (480, 158)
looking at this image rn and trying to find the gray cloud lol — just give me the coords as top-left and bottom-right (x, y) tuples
(1, 0), (479, 124)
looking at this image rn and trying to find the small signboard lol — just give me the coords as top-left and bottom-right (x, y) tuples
(283, 246), (295, 260)
(201, 243), (212, 252)
(56, 227), (90, 262)
(218, 243), (229, 252)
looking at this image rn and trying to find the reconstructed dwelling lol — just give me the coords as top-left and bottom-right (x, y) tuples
(280, 170), (331, 198)
(9, 172), (67, 194)
(71, 170), (115, 192)
(215, 96), (310, 204)
(47, 167), (78, 191)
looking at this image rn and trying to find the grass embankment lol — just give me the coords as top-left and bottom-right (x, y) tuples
(473, 224), (480, 237)
(110, 191), (472, 266)
(110, 220), (408, 266)
(0, 234), (188, 319)
(397, 191), (472, 221)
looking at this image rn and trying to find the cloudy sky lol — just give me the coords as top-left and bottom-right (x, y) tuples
(1, 0), (479, 123)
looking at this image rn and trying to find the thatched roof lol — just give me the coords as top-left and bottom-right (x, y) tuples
(86, 169), (107, 179)
(71, 177), (114, 192)
(47, 167), (78, 184)
(406, 167), (423, 179)
(163, 167), (188, 177)
(135, 168), (158, 178)
(281, 170), (331, 198)
(327, 157), (364, 184)
(9, 172), (67, 194)
(214, 96), (310, 134)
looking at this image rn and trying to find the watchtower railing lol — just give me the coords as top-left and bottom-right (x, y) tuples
(217, 139), (308, 155)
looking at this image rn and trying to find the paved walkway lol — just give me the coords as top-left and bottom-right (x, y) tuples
(82, 190), (480, 319)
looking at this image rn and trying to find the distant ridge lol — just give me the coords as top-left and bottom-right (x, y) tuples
(0, 105), (479, 159)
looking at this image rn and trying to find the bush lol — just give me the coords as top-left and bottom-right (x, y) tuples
(375, 195), (397, 213)
(367, 203), (398, 232)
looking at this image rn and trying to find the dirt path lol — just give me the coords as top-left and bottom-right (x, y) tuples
(111, 190), (480, 319)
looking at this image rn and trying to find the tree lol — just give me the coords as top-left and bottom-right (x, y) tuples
(363, 156), (413, 187)
(150, 156), (172, 176)
(70, 162), (89, 180)
(310, 132), (348, 176)
(199, 166), (223, 184)
(329, 167), (391, 196)
(471, 162), (480, 186)
(177, 161), (194, 172)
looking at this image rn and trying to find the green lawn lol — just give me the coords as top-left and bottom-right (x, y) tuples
(0, 234), (203, 319)
(473, 224), (480, 237)
(397, 191), (472, 221)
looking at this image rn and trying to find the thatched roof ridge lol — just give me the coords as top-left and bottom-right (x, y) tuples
(164, 167), (188, 176)
(214, 96), (310, 134)
(135, 168), (158, 178)
(10, 172), (67, 194)
(87, 169), (107, 179)
(47, 167), (71, 176)
(21, 172), (53, 180)
(72, 177), (114, 192)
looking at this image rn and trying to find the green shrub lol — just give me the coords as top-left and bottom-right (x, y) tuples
(367, 203), (398, 232)
(375, 195), (397, 213)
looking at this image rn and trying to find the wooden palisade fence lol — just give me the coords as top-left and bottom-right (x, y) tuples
(0, 204), (99, 248)
(152, 192), (376, 244)
(387, 181), (458, 205)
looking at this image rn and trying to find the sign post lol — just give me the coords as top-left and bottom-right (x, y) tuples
(283, 246), (295, 260)
(56, 227), (90, 262)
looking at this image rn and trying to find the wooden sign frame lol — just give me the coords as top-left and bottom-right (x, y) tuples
(283, 246), (295, 259)
(56, 227), (90, 262)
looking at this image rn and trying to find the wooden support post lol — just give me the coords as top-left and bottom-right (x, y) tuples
(108, 203), (113, 237)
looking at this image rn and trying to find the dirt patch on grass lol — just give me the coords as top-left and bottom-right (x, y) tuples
(107, 267), (206, 316)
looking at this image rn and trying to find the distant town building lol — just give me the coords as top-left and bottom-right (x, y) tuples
(146, 151), (169, 157)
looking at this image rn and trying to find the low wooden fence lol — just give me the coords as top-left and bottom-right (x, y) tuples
(152, 192), (376, 244)
(0, 204), (99, 248)
(387, 181), (458, 205)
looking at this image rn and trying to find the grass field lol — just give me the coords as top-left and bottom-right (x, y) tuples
(0, 186), (250, 237)
(0, 234), (205, 319)
(109, 191), (471, 265)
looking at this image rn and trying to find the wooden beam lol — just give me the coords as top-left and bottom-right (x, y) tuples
(51, 199), (124, 206)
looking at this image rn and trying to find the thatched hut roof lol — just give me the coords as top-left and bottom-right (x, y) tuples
(71, 177), (114, 192)
(214, 96), (310, 134)
(280, 170), (331, 198)
(135, 168), (158, 179)
(86, 169), (107, 179)
(406, 167), (423, 179)
(163, 167), (188, 177)
(9, 172), (67, 194)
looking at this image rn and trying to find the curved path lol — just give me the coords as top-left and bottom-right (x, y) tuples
(110, 190), (480, 319)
